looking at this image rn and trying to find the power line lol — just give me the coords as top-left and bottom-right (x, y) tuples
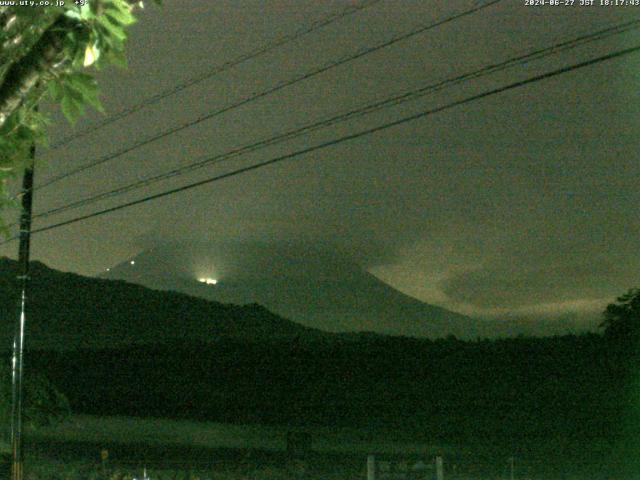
(47, 0), (383, 151)
(1, 43), (635, 244)
(35, 0), (503, 192)
(29, 17), (640, 222)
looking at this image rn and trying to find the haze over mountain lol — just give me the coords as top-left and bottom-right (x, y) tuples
(100, 241), (481, 339)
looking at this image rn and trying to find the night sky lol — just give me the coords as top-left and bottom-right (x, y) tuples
(1, 0), (638, 330)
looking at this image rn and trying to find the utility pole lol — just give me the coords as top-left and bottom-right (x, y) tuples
(10, 144), (35, 480)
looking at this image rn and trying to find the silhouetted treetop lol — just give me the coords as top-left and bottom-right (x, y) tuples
(601, 288), (640, 346)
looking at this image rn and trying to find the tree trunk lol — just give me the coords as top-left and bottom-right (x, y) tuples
(0, 14), (70, 129)
(0, 14), (60, 80)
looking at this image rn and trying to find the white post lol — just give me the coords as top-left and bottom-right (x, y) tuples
(367, 455), (376, 480)
(435, 456), (444, 480)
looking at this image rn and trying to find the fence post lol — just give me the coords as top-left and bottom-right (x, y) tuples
(367, 455), (376, 480)
(435, 456), (443, 480)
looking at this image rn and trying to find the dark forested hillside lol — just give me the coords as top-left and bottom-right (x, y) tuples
(0, 258), (322, 349)
(21, 333), (637, 464)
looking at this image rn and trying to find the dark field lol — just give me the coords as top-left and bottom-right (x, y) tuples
(23, 415), (433, 480)
(19, 415), (630, 480)
(15, 332), (640, 479)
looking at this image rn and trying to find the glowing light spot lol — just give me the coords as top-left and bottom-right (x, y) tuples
(130, 261), (135, 265)
(106, 268), (110, 272)
(198, 277), (218, 285)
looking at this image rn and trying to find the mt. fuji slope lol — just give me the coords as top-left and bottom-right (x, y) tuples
(101, 242), (477, 339)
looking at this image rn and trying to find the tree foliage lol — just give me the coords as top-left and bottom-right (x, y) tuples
(0, 0), (160, 233)
(0, 3), (158, 444)
(0, 363), (70, 450)
(600, 288), (640, 353)
(601, 287), (640, 347)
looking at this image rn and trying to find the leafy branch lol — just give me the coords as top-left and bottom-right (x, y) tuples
(0, 0), (161, 234)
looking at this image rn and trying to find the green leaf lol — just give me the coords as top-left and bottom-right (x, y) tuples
(15, 125), (34, 143)
(67, 72), (96, 93)
(105, 11), (135, 28)
(64, 28), (77, 47)
(0, 137), (19, 166)
(47, 80), (64, 102)
(0, 111), (21, 136)
(63, 83), (85, 105)
(66, 73), (104, 112)
(63, 29), (85, 67)
(79, 2), (95, 20)
(61, 82), (93, 120)
(84, 89), (104, 112)
(90, 0), (101, 15)
(97, 14), (127, 42)
(104, 3), (136, 26)
(60, 95), (82, 124)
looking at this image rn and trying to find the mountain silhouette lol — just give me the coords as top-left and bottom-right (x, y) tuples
(100, 241), (477, 339)
(0, 257), (321, 350)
